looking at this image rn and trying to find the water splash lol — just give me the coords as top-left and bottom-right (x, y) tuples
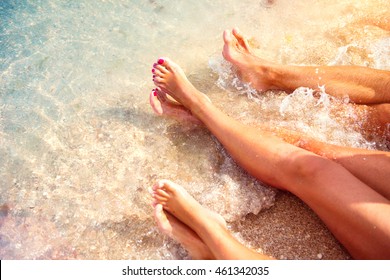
(369, 37), (390, 70)
(209, 54), (378, 150)
(328, 43), (361, 66)
(1, 0), (387, 260)
(208, 55), (260, 101)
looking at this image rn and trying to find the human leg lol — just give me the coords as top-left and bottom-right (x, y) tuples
(222, 28), (390, 104)
(150, 76), (390, 199)
(152, 180), (273, 260)
(261, 125), (390, 200)
(150, 91), (390, 200)
(152, 57), (390, 259)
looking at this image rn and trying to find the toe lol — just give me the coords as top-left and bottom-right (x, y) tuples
(223, 29), (233, 44)
(154, 204), (172, 233)
(232, 27), (242, 37)
(154, 203), (164, 216)
(155, 64), (168, 74)
(153, 193), (168, 203)
(233, 28), (250, 49)
(159, 57), (181, 73)
(155, 188), (169, 198)
(157, 179), (177, 193)
(156, 57), (171, 71)
(153, 67), (165, 77)
(149, 90), (163, 115)
(157, 57), (166, 65)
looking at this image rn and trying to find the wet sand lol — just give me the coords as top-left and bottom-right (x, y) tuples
(1, 0), (388, 260)
(229, 191), (350, 260)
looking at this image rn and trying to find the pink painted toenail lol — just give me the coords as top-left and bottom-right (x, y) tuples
(157, 58), (165, 65)
(152, 68), (155, 73)
(152, 90), (157, 96)
(153, 63), (157, 67)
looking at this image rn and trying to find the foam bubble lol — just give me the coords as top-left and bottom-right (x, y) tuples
(369, 37), (390, 70)
(208, 55), (260, 100)
(209, 55), (378, 150)
(1, 0), (387, 260)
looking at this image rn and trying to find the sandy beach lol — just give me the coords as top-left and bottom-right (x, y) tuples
(0, 0), (388, 260)
(230, 191), (350, 260)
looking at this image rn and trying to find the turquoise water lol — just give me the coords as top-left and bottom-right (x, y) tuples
(0, 0), (388, 259)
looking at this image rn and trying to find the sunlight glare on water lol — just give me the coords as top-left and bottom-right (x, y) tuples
(0, 0), (389, 259)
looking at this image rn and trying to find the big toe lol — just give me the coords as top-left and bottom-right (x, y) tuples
(154, 204), (172, 233)
(149, 90), (163, 115)
(156, 57), (179, 72)
(223, 29), (234, 44)
(232, 27), (243, 38)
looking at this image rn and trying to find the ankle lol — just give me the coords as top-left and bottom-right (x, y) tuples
(263, 64), (289, 90)
(248, 58), (281, 91)
(188, 93), (212, 117)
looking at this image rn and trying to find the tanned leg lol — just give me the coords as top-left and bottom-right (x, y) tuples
(149, 81), (390, 198)
(262, 125), (390, 200)
(152, 57), (390, 259)
(222, 28), (390, 105)
(152, 180), (273, 260)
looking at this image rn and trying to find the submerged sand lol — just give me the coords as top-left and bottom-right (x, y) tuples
(1, 0), (388, 260)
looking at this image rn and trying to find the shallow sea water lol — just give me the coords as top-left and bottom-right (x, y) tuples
(0, 0), (389, 259)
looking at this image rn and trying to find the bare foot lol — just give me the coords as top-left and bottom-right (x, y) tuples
(152, 58), (211, 112)
(222, 28), (277, 92)
(149, 89), (202, 125)
(152, 179), (227, 239)
(154, 204), (214, 259)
